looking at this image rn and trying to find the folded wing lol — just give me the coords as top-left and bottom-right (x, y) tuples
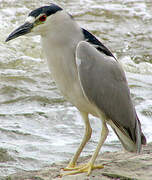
(76, 41), (144, 153)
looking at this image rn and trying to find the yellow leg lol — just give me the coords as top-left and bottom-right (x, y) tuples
(64, 112), (92, 168)
(61, 121), (109, 176)
(87, 122), (108, 170)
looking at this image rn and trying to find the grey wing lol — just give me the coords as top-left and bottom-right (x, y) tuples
(76, 41), (141, 152)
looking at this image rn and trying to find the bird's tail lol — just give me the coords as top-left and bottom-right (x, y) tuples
(136, 115), (147, 146)
(109, 115), (146, 153)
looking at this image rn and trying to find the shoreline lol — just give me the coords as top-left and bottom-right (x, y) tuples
(4, 142), (152, 180)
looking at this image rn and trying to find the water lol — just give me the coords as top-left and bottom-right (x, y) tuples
(0, 0), (152, 177)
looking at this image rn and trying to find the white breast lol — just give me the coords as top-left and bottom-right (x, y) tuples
(40, 11), (98, 115)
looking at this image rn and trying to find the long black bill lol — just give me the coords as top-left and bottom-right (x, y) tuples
(5, 22), (33, 42)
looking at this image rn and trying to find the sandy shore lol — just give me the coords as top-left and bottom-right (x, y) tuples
(4, 142), (152, 180)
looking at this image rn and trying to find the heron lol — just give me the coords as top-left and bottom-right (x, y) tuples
(6, 3), (146, 176)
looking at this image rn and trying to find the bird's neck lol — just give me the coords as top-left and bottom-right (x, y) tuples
(42, 12), (83, 48)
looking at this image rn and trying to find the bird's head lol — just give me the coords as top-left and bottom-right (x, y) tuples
(6, 3), (63, 42)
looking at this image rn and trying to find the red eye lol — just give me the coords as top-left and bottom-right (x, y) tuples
(39, 15), (47, 22)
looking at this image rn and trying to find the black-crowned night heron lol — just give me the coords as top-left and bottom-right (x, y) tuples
(6, 3), (146, 176)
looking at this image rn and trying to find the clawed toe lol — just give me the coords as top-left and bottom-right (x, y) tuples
(61, 163), (104, 176)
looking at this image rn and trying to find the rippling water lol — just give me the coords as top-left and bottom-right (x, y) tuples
(0, 0), (152, 177)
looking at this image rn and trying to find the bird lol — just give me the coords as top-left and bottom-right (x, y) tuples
(6, 3), (146, 176)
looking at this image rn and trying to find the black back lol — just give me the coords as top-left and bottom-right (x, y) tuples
(82, 28), (115, 58)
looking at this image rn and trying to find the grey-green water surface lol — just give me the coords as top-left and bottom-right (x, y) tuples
(0, 0), (152, 177)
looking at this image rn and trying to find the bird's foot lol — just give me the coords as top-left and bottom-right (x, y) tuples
(61, 162), (104, 176)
